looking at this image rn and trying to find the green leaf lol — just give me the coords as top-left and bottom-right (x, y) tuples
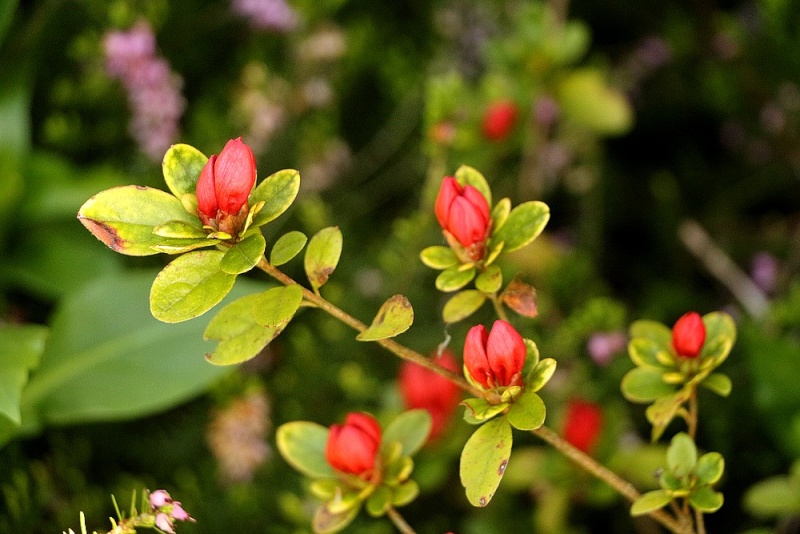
(250, 169), (300, 227)
(442, 290), (486, 324)
(460, 416), (513, 507)
(151, 238), (220, 255)
(489, 201), (550, 253)
(220, 232), (266, 275)
(628, 337), (672, 370)
(436, 265), (476, 292)
(461, 398), (508, 425)
(270, 231), (307, 266)
(475, 265), (502, 294)
(506, 389), (546, 431)
(491, 198), (511, 233)
(313, 502), (360, 534)
(667, 432), (697, 478)
(78, 185), (202, 256)
(701, 311), (736, 355)
(251, 285), (304, 328)
(305, 226), (343, 292)
(19, 271), (250, 429)
(744, 476), (800, 517)
(630, 490), (673, 516)
(356, 295), (414, 341)
(419, 245), (458, 270)
(0, 325), (47, 428)
(620, 367), (675, 403)
(526, 358), (556, 393)
(695, 452), (725, 486)
(646, 389), (691, 442)
(366, 486), (392, 517)
(630, 320), (673, 347)
(150, 250), (236, 323)
(701, 373), (732, 397)
(204, 293), (284, 366)
(558, 68), (633, 136)
(391, 480), (420, 507)
(454, 165), (491, 206)
(276, 421), (335, 479)
(382, 409), (432, 457)
(153, 220), (208, 239)
(162, 143), (208, 198)
(689, 486), (724, 513)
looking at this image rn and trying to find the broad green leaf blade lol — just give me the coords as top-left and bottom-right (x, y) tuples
(506, 389), (546, 431)
(646, 389), (691, 442)
(78, 185), (202, 256)
(443, 290), (486, 324)
(382, 409), (432, 456)
(276, 421), (335, 479)
(162, 143), (208, 198)
(356, 295), (414, 341)
(629, 320), (672, 347)
(489, 201), (550, 253)
(305, 226), (343, 291)
(313, 502), (360, 534)
(628, 337), (672, 370)
(461, 398), (508, 425)
(700, 311), (736, 368)
(454, 165), (491, 206)
(701, 372), (732, 397)
(419, 246), (458, 270)
(220, 232), (266, 275)
(744, 476), (800, 517)
(20, 271), (254, 428)
(621, 367), (675, 403)
(150, 250), (236, 323)
(491, 198), (511, 233)
(366, 486), (392, 517)
(391, 479), (420, 507)
(270, 231), (307, 266)
(630, 490), (672, 516)
(0, 325), (47, 426)
(667, 432), (697, 478)
(204, 293), (284, 366)
(695, 452), (725, 486)
(251, 285), (304, 328)
(526, 358), (556, 393)
(436, 266), (476, 293)
(460, 416), (513, 507)
(153, 220), (207, 239)
(250, 169), (300, 227)
(475, 265), (502, 294)
(689, 487), (724, 513)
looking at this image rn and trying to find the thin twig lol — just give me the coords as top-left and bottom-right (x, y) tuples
(386, 506), (417, 534)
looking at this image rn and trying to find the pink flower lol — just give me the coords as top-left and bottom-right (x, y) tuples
(196, 138), (257, 232)
(399, 350), (461, 441)
(671, 312), (706, 359)
(463, 320), (526, 390)
(482, 100), (518, 141)
(563, 399), (603, 454)
(325, 413), (382, 477)
(149, 489), (170, 508)
(435, 177), (491, 260)
(155, 513), (175, 533)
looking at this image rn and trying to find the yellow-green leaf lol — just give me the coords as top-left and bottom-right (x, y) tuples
(356, 295), (414, 341)
(305, 226), (343, 292)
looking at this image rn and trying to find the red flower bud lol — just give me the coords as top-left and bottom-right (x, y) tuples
(196, 137), (257, 226)
(563, 399), (603, 454)
(399, 350), (461, 441)
(482, 100), (518, 141)
(325, 412), (381, 477)
(671, 311), (706, 359)
(463, 320), (526, 389)
(435, 177), (491, 256)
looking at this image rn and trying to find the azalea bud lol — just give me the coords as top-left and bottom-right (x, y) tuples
(196, 137), (257, 230)
(399, 350), (461, 441)
(482, 100), (518, 141)
(463, 320), (526, 390)
(435, 177), (491, 260)
(325, 412), (381, 477)
(671, 311), (706, 359)
(563, 399), (603, 454)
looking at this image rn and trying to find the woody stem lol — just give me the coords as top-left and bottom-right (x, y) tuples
(386, 506), (417, 534)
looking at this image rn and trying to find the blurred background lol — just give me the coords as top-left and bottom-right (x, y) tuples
(1, 0), (800, 532)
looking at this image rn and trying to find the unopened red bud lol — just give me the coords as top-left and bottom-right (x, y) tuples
(482, 100), (518, 141)
(434, 177), (491, 256)
(463, 320), (526, 390)
(196, 137), (257, 226)
(325, 412), (381, 477)
(563, 399), (603, 454)
(671, 311), (706, 359)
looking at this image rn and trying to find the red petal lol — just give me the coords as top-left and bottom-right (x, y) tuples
(448, 197), (489, 248)
(486, 320), (526, 386)
(213, 137), (256, 214)
(463, 324), (492, 388)
(435, 177), (461, 229)
(461, 184), (490, 224)
(195, 155), (218, 218)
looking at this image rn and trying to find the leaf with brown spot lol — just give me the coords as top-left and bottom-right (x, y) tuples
(460, 416), (513, 507)
(304, 226), (342, 292)
(501, 278), (538, 318)
(356, 295), (414, 341)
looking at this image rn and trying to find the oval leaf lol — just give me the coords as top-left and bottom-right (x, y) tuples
(475, 265), (502, 294)
(313, 502), (360, 534)
(250, 169), (300, 227)
(628, 337), (671, 370)
(491, 198), (511, 233)
(251, 285), (304, 328)
(419, 245), (458, 270)
(305, 226), (343, 292)
(357, 295), (414, 341)
(455, 165), (491, 206)
(443, 290), (486, 324)
(689, 486), (724, 513)
(667, 432), (697, 478)
(162, 143), (208, 198)
(276, 421), (335, 479)
(507, 389), (546, 431)
(270, 231), (308, 266)
(78, 185), (200, 256)
(460, 416), (513, 507)
(436, 266), (476, 293)
(220, 232), (266, 275)
(382, 409), (432, 457)
(204, 293), (284, 366)
(701, 372), (732, 397)
(695, 452), (725, 486)
(490, 201), (550, 253)
(150, 250), (236, 323)
(526, 358), (556, 393)
(630, 489), (673, 516)
(621, 367), (675, 403)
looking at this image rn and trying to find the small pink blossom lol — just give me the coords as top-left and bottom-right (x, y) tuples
(149, 489), (170, 508)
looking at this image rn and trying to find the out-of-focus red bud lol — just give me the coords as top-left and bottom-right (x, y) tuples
(196, 137), (257, 227)
(463, 320), (526, 390)
(399, 350), (461, 441)
(482, 100), (518, 141)
(325, 412), (382, 477)
(671, 311), (706, 359)
(563, 399), (604, 454)
(434, 177), (491, 259)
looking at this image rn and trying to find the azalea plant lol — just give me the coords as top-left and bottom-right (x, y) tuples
(74, 135), (736, 534)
